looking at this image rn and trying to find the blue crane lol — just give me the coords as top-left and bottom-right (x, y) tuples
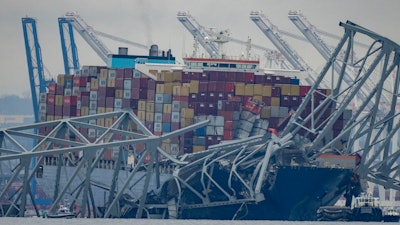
(58, 17), (80, 75)
(22, 17), (53, 123)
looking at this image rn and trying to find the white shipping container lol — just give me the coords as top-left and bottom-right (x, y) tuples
(170, 144), (180, 155)
(279, 107), (289, 118)
(254, 119), (269, 129)
(88, 128), (96, 138)
(206, 126), (215, 135)
(215, 116), (224, 127)
(154, 113), (163, 122)
(240, 111), (257, 123)
(133, 70), (141, 78)
(239, 120), (254, 133)
(123, 79), (132, 90)
(123, 90), (131, 99)
(270, 106), (280, 118)
(154, 122), (162, 132)
(207, 115), (216, 126)
(72, 86), (79, 96)
(236, 129), (249, 139)
(89, 100), (97, 110)
(114, 99), (122, 108)
(215, 126), (224, 136)
(194, 115), (207, 123)
(39, 93), (47, 103)
(64, 88), (72, 96)
(90, 91), (98, 101)
(89, 109), (97, 115)
(99, 78), (107, 87)
(155, 94), (164, 103)
(171, 112), (180, 123)
(108, 69), (116, 78)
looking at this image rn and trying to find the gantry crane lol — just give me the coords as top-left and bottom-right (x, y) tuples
(58, 12), (149, 72)
(22, 17), (54, 123)
(250, 11), (320, 86)
(59, 12), (112, 65)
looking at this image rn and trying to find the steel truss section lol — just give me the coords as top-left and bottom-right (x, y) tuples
(282, 21), (400, 191)
(0, 110), (208, 217)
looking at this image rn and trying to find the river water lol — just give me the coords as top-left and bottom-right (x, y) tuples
(0, 218), (389, 225)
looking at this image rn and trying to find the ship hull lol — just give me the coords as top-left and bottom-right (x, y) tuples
(174, 166), (352, 220)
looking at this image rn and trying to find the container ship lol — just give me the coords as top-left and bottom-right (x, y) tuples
(35, 45), (359, 220)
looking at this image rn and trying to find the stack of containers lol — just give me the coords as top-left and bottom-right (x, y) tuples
(41, 63), (340, 158)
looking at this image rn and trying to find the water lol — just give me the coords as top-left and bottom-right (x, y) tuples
(0, 218), (389, 225)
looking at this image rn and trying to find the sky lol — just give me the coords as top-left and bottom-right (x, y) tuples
(1, 0), (400, 97)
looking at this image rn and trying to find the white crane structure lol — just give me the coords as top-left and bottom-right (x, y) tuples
(249, 11), (318, 86)
(177, 11), (290, 69)
(62, 12), (112, 63)
(287, 11), (380, 106)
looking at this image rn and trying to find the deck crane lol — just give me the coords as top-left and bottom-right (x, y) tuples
(287, 11), (378, 106)
(177, 11), (220, 58)
(177, 11), (290, 69)
(249, 11), (319, 86)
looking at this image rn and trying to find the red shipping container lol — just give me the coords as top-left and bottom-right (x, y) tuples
(173, 96), (189, 102)
(124, 68), (133, 78)
(56, 86), (64, 95)
(46, 104), (55, 115)
(147, 89), (155, 101)
(223, 129), (234, 140)
(218, 111), (235, 121)
(225, 72), (236, 82)
(254, 75), (265, 84)
(140, 77), (148, 89)
(162, 113), (171, 123)
(55, 105), (63, 116)
(63, 96), (78, 106)
(171, 122), (180, 131)
(115, 78), (124, 89)
(245, 72), (254, 83)
(47, 94), (55, 105)
(262, 96), (271, 105)
(224, 120), (234, 130)
(235, 72), (245, 82)
(299, 85), (311, 97)
(224, 82), (235, 93)
(48, 83), (57, 94)
(199, 82), (208, 92)
(208, 71), (219, 81)
(131, 88), (139, 99)
(271, 87), (281, 97)
(131, 78), (140, 89)
(208, 81), (218, 92)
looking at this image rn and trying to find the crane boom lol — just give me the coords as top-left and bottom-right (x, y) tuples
(250, 11), (317, 85)
(61, 12), (112, 64)
(58, 17), (80, 75)
(93, 30), (148, 50)
(288, 11), (389, 106)
(177, 11), (220, 58)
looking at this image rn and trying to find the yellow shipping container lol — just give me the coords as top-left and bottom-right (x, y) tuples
(193, 145), (206, 153)
(97, 118), (105, 126)
(55, 95), (64, 106)
(46, 115), (55, 121)
(137, 110), (146, 121)
(173, 71), (182, 81)
(115, 89), (123, 99)
(181, 118), (193, 127)
(97, 107), (105, 114)
(253, 84), (263, 95)
(271, 97), (280, 107)
(164, 104), (172, 114)
(107, 78), (116, 87)
(244, 84), (254, 96)
(161, 143), (171, 154)
(100, 68), (108, 79)
(106, 107), (114, 113)
(235, 83), (245, 96)
(146, 102), (155, 112)
(81, 106), (89, 116)
(173, 85), (190, 96)
(290, 85), (300, 96)
(164, 83), (174, 94)
(189, 80), (199, 93)
(253, 95), (263, 103)
(138, 100), (147, 111)
(91, 78), (99, 90)
(57, 74), (65, 86)
(105, 118), (113, 127)
(262, 85), (272, 96)
(276, 84), (291, 96)
(181, 108), (194, 118)
(146, 112), (154, 122)
(156, 83), (165, 94)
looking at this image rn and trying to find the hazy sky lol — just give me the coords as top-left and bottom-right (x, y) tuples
(1, 0), (399, 97)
